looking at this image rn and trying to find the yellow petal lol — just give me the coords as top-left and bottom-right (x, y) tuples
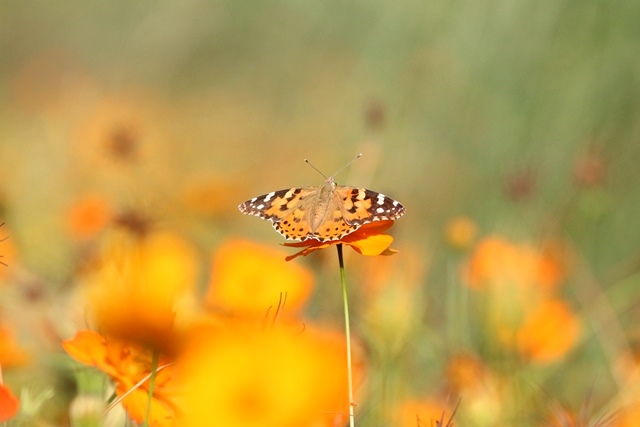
(349, 234), (394, 256)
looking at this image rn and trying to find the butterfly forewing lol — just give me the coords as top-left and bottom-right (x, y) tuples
(238, 187), (312, 221)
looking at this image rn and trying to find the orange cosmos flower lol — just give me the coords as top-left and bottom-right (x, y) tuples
(84, 230), (198, 353)
(282, 220), (398, 261)
(394, 398), (453, 427)
(465, 236), (565, 292)
(0, 383), (19, 422)
(177, 321), (361, 427)
(516, 298), (581, 363)
(66, 194), (113, 240)
(0, 324), (30, 368)
(206, 239), (314, 315)
(612, 405), (640, 427)
(63, 330), (178, 427)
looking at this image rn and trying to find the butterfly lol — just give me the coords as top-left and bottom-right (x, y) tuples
(238, 157), (405, 242)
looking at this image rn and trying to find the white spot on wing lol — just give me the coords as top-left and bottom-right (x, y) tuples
(376, 207), (385, 214)
(263, 192), (276, 202)
(377, 194), (386, 205)
(256, 204), (265, 210)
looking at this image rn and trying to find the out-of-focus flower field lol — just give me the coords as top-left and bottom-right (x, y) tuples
(1, 1), (640, 426)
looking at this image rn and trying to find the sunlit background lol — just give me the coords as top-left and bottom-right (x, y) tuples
(1, 1), (640, 426)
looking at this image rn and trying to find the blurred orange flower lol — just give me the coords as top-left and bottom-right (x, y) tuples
(73, 91), (168, 167)
(0, 324), (30, 367)
(206, 239), (314, 316)
(63, 330), (178, 427)
(465, 236), (564, 292)
(84, 230), (199, 353)
(282, 220), (398, 261)
(182, 175), (247, 218)
(516, 299), (581, 363)
(0, 382), (19, 422)
(177, 322), (358, 427)
(612, 405), (640, 427)
(446, 354), (501, 424)
(394, 398), (452, 427)
(66, 194), (113, 240)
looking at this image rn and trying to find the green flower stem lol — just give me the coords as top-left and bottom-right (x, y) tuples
(337, 243), (355, 427)
(143, 350), (160, 427)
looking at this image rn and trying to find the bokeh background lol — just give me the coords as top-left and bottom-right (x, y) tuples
(2, 1), (640, 426)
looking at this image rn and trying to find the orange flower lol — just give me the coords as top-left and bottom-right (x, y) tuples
(182, 174), (248, 218)
(282, 220), (398, 261)
(63, 330), (178, 427)
(465, 236), (564, 292)
(177, 321), (360, 427)
(516, 299), (581, 363)
(612, 405), (640, 427)
(394, 398), (452, 427)
(0, 324), (30, 368)
(206, 239), (314, 315)
(73, 90), (169, 168)
(84, 230), (199, 353)
(0, 382), (19, 422)
(66, 194), (113, 240)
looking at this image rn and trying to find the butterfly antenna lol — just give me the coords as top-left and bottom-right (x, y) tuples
(331, 153), (363, 178)
(304, 158), (328, 179)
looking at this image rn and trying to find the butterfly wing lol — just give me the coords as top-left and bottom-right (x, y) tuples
(337, 187), (405, 225)
(239, 187), (320, 240)
(239, 185), (405, 242)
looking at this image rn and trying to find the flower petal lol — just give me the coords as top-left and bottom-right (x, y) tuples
(62, 331), (120, 377)
(347, 233), (395, 256)
(0, 383), (19, 422)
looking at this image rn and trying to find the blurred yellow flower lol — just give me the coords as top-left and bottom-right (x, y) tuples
(516, 299), (581, 363)
(444, 215), (478, 250)
(356, 247), (427, 355)
(206, 239), (314, 316)
(446, 354), (501, 424)
(66, 194), (113, 240)
(63, 330), (178, 427)
(84, 230), (199, 353)
(282, 220), (398, 261)
(177, 322), (356, 427)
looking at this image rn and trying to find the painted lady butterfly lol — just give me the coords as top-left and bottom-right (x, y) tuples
(238, 159), (405, 242)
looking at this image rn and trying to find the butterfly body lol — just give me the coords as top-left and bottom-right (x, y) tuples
(239, 176), (405, 242)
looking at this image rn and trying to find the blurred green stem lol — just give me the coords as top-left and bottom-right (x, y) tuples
(143, 350), (160, 427)
(337, 244), (355, 427)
